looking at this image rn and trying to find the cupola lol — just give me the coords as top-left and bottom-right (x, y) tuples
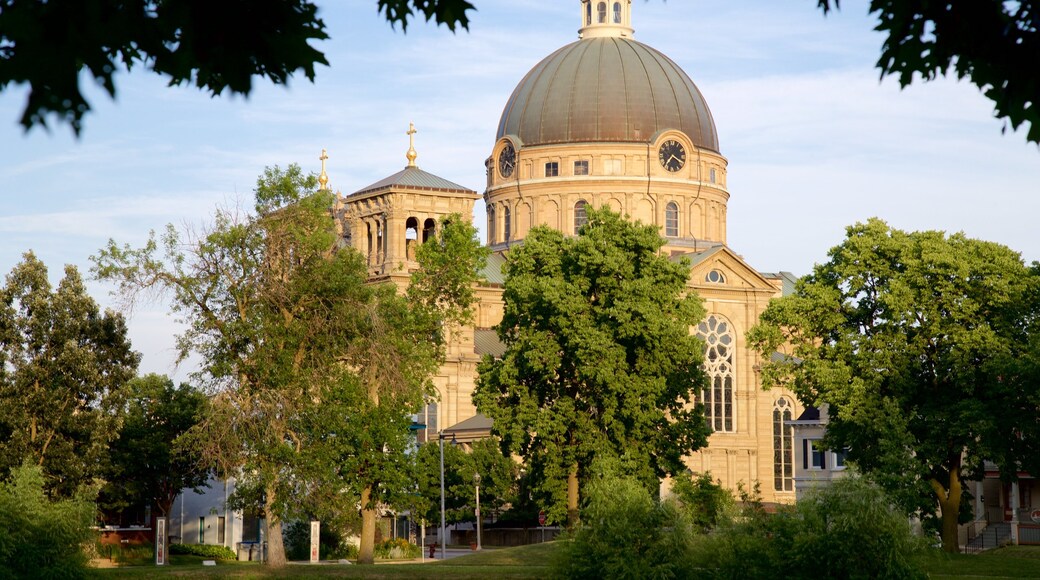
(579, 0), (634, 38)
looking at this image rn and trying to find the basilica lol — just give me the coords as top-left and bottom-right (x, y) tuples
(331, 0), (802, 505)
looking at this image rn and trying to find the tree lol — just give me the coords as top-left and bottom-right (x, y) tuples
(406, 437), (517, 528)
(747, 218), (1040, 552)
(0, 252), (139, 497)
(0, 463), (96, 580)
(818, 1), (1040, 144)
(99, 374), (210, 526)
(0, 0), (474, 134)
(473, 207), (711, 527)
(92, 169), (487, 566)
(322, 214), (487, 564)
(92, 164), (371, 567)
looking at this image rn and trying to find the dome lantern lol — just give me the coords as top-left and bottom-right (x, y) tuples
(580, 0), (633, 39)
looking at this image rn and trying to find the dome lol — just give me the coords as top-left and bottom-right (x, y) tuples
(496, 37), (719, 152)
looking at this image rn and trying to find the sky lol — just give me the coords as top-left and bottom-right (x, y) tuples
(1, 1), (1039, 384)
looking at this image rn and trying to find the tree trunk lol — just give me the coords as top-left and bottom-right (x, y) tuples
(567, 463), (580, 530)
(358, 485), (377, 564)
(930, 455), (963, 553)
(264, 485), (287, 567)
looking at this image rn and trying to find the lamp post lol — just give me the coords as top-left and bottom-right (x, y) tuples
(439, 431), (446, 560)
(474, 472), (482, 550)
(438, 432), (457, 560)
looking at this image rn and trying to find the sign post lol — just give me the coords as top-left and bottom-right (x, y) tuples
(155, 517), (167, 566)
(538, 510), (546, 543)
(310, 520), (320, 563)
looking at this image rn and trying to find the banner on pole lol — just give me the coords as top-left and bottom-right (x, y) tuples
(155, 517), (167, 566)
(310, 520), (320, 563)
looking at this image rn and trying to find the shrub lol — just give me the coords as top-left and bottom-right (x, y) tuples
(694, 475), (927, 580)
(671, 471), (734, 532)
(168, 543), (237, 560)
(0, 463), (95, 580)
(374, 538), (420, 560)
(552, 473), (698, 579)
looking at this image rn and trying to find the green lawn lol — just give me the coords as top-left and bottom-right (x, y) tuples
(85, 543), (555, 579)
(918, 546), (1040, 579)
(86, 543), (1040, 579)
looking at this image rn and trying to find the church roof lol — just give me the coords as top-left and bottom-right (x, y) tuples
(497, 37), (719, 151)
(443, 413), (494, 435)
(479, 252), (509, 285)
(351, 166), (475, 197)
(475, 328), (507, 358)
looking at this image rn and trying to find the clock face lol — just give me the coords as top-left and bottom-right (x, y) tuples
(498, 143), (516, 178)
(658, 139), (686, 172)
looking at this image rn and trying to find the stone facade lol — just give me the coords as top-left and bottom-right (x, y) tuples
(331, 0), (802, 505)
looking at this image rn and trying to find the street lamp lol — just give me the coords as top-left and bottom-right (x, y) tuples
(474, 472), (482, 550)
(438, 431), (457, 560)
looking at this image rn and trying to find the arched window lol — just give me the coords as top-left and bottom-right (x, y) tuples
(613, 2), (622, 23)
(586, 1), (592, 25)
(597, 2), (607, 23)
(422, 218), (436, 244)
(574, 199), (588, 234)
(773, 398), (794, 492)
(488, 206), (496, 244)
(665, 202), (679, 237)
(504, 205), (512, 242)
(696, 315), (734, 432)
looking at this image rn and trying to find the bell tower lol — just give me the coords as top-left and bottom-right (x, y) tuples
(579, 0), (633, 38)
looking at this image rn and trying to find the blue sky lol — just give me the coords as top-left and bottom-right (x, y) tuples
(1, 1), (1039, 382)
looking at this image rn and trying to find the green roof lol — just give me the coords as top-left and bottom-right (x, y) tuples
(479, 252), (508, 285)
(474, 328), (506, 358)
(352, 166), (475, 197)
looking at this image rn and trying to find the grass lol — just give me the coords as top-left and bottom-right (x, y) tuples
(85, 542), (556, 579)
(918, 546), (1040, 579)
(87, 542), (1040, 579)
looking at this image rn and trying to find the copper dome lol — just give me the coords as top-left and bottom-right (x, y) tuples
(496, 37), (719, 152)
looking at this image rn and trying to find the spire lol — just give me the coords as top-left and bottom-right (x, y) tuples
(406, 122), (419, 168)
(318, 148), (330, 191)
(579, 0), (634, 39)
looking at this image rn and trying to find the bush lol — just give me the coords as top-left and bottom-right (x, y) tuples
(0, 463), (95, 579)
(694, 475), (927, 579)
(552, 473), (697, 579)
(374, 538), (420, 560)
(168, 543), (237, 560)
(671, 471), (733, 532)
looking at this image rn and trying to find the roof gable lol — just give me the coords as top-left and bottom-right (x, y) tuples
(683, 245), (778, 291)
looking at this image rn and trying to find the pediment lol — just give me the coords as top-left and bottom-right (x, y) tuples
(682, 245), (779, 293)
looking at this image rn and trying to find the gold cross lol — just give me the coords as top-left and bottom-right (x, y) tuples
(406, 123), (418, 167)
(318, 148), (330, 190)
